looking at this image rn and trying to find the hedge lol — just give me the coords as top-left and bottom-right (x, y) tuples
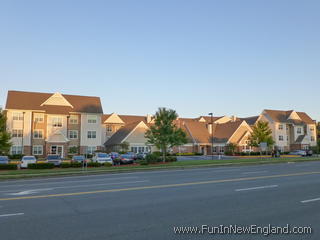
(60, 162), (83, 168)
(0, 164), (18, 170)
(28, 163), (55, 169)
(104, 162), (112, 167)
(87, 162), (102, 167)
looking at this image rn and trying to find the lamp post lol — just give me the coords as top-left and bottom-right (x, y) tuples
(208, 112), (214, 160)
(21, 112), (25, 155)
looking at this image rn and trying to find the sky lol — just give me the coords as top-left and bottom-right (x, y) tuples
(0, 0), (319, 120)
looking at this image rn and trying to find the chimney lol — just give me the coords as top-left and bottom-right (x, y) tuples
(231, 115), (237, 122)
(208, 123), (212, 134)
(146, 114), (152, 123)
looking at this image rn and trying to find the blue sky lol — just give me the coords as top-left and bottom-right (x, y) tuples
(0, 0), (319, 120)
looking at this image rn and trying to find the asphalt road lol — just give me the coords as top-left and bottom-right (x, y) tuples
(0, 161), (320, 240)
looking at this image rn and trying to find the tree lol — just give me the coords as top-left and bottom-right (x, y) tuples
(0, 108), (12, 155)
(225, 143), (238, 156)
(248, 121), (274, 149)
(145, 108), (187, 162)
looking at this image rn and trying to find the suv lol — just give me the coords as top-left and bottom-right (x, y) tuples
(92, 153), (112, 164)
(289, 150), (307, 157)
(72, 155), (86, 163)
(46, 154), (62, 166)
(0, 156), (9, 164)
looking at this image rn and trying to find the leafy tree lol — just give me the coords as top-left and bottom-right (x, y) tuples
(0, 108), (12, 155)
(248, 121), (274, 149)
(145, 108), (187, 162)
(68, 146), (79, 154)
(225, 143), (238, 156)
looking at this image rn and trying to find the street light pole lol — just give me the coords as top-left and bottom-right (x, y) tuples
(208, 113), (213, 160)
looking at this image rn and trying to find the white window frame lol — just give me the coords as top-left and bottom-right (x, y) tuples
(297, 128), (302, 134)
(311, 136), (315, 142)
(32, 145), (43, 155)
(278, 124), (283, 130)
(69, 115), (78, 124)
(52, 117), (63, 127)
(106, 125), (113, 132)
(12, 129), (23, 138)
(11, 146), (23, 155)
(34, 113), (44, 123)
(87, 115), (97, 124)
(33, 129), (44, 139)
(86, 146), (97, 154)
(68, 130), (78, 139)
(12, 112), (23, 121)
(279, 135), (284, 141)
(87, 131), (96, 139)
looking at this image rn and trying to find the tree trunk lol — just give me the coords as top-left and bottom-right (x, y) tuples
(162, 145), (166, 163)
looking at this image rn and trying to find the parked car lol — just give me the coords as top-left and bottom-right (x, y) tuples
(20, 156), (37, 168)
(92, 153), (112, 164)
(126, 152), (137, 160)
(72, 155), (86, 163)
(306, 149), (313, 157)
(136, 152), (147, 160)
(0, 156), (9, 164)
(119, 154), (134, 164)
(46, 154), (62, 166)
(110, 152), (119, 160)
(289, 150), (307, 157)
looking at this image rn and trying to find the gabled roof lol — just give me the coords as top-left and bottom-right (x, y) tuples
(212, 121), (244, 143)
(263, 109), (314, 125)
(183, 121), (211, 144)
(238, 116), (259, 125)
(104, 121), (148, 146)
(5, 90), (103, 114)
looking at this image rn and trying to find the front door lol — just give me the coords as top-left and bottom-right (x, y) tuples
(51, 145), (64, 158)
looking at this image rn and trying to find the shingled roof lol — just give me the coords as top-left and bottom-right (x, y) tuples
(5, 90), (103, 114)
(264, 109), (315, 125)
(104, 121), (141, 146)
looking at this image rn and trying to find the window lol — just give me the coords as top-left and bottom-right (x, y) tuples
(12, 129), (23, 138)
(11, 146), (22, 155)
(278, 124), (283, 130)
(52, 117), (62, 127)
(87, 131), (96, 139)
(131, 147), (138, 153)
(311, 136), (315, 142)
(33, 145), (43, 155)
(88, 115), (97, 124)
(279, 135), (284, 141)
(34, 113), (44, 123)
(219, 147), (224, 153)
(297, 128), (302, 134)
(69, 115), (78, 124)
(106, 125), (113, 132)
(33, 130), (43, 139)
(310, 126), (315, 131)
(68, 130), (78, 139)
(13, 112), (23, 121)
(287, 136), (289, 141)
(86, 146), (97, 154)
(212, 147), (217, 152)
(138, 147), (145, 153)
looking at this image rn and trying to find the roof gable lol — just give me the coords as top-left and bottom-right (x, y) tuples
(41, 92), (73, 108)
(103, 113), (124, 124)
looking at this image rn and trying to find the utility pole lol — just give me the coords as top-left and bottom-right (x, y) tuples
(208, 113), (214, 160)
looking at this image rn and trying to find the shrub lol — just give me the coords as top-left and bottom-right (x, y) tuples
(70, 162), (82, 168)
(104, 162), (112, 167)
(87, 162), (102, 167)
(28, 163), (55, 169)
(60, 163), (72, 168)
(145, 153), (161, 164)
(0, 164), (18, 170)
(165, 156), (177, 162)
(8, 154), (24, 160)
(139, 160), (148, 165)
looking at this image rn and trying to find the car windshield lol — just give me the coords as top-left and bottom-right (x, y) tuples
(73, 156), (85, 160)
(97, 153), (108, 158)
(122, 154), (131, 158)
(23, 157), (35, 160)
(0, 156), (8, 161)
(47, 155), (60, 160)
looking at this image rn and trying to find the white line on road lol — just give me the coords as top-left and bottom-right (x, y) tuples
(235, 185), (278, 192)
(242, 171), (268, 175)
(0, 213), (24, 218)
(301, 198), (320, 203)
(3, 180), (149, 195)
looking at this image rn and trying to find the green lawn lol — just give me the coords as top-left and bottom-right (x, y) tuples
(0, 156), (319, 180)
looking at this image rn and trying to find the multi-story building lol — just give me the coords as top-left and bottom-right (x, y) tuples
(259, 109), (317, 152)
(5, 90), (104, 157)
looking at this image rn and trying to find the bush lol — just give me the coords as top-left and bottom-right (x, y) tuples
(0, 164), (18, 170)
(104, 162), (112, 167)
(87, 162), (102, 167)
(28, 163), (55, 169)
(60, 163), (72, 168)
(70, 162), (82, 168)
(8, 154), (24, 160)
(165, 156), (177, 162)
(139, 160), (148, 165)
(145, 153), (161, 164)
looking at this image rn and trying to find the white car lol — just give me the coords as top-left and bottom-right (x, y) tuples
(20, 156), (37, 168)
(92, 153), (113, 164)
(289, 150), (307, 157)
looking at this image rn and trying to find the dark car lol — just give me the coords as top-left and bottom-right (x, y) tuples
(46, 154), (62, 166)
(110, 152), (119, 160)
(119, 154), (134, 164)
(72, 155), (86, 163)
(306, 149), (313, 157)
(126, 152), (137, 160)
(0, 156), (9, 164)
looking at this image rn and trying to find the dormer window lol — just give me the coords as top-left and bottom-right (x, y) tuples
(297, 128), (302, 134)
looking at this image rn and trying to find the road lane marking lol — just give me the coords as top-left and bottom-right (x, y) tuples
(0, 213), (24, 218)
(0, 171), (320, 201)
(3, 180), (149, 195)
(301, 198), (320, 203)
(235, 185), (278, 192)
(242, 171), (268, 175)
